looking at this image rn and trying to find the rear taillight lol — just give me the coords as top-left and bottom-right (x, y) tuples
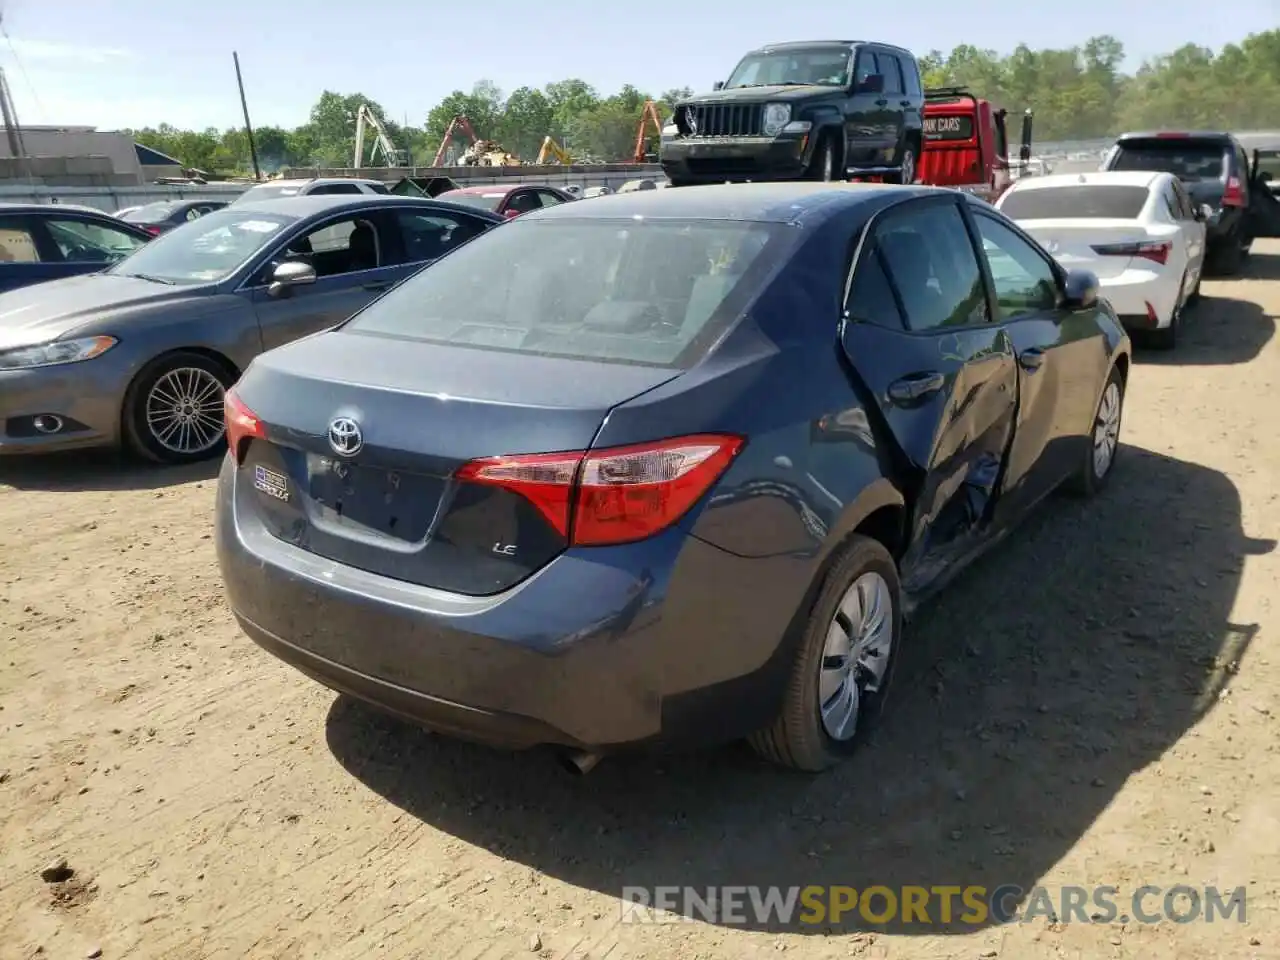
(224, 388), (264, 464)
(1091, 240), (1171, 265)
(143, 225), (163, 236)
(1222, 176), (1244, 207)
(456, 434), (745, 546)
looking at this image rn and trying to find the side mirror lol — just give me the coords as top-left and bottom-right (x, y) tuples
(713, 81), (724, 91)
(855, 73), (885, 95)
(1061, 268), (1099, 310)
(503, 208), (522, 219)
(267, 260), (316, 298)
(1196, 203), (1213, 222)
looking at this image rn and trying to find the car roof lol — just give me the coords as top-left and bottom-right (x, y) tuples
(1115, 131), (1237, 144)
(245, 177), (383, 189)
(749, 39), (912, 55)
(227, 194), (505, 221)
(522, 181), (938, 225)
(444, 184), (520, 196)
(0, 201), (116, 216)
(1009, 171), (1166, 191)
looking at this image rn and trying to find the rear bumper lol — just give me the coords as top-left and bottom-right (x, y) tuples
(661, 134), (811, 183)
(215, 456), (803, 751)
(1099, 271), (1181, 329)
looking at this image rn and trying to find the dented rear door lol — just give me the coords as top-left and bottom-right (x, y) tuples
(841, 195), (1018, 596)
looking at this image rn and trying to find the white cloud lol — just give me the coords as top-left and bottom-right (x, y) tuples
(3, 38), (131, 65)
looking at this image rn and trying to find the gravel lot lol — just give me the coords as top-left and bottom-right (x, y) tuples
(2, 244), (1279, 960)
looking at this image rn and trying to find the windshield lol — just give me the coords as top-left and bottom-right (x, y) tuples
(106, 209), (295, 284)
(343, 218), (779, 368)
(1000, 185), (1151, 220)
(121, 202), (177, 223)
(46, 220), (146, 264)
(1109, 140), (1227, 181)
(439, 192), (505, 211)
(231, 183), (305, 205)
(725, 47), (850, 88)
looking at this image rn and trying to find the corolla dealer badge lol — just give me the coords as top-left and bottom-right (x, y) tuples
(253, 464), (291, 502)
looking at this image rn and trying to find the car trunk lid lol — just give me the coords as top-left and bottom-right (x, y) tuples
(1017, 220), (1163, 279)
(231, 329), (680, 596)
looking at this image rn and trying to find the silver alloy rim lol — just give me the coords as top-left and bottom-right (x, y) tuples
(819, 571), (894, 741)
(901, 149), (915, 184)
(1093, 381), (1122, 478)
(145, 366), (227, 455)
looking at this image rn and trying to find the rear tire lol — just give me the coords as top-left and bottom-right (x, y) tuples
(1149, 277), (1185, 350)
(1065, 365), (1124, 498)
(806, 133), (839, 182)
(122, 351), (234, 465)
(749, 536), (901, 772)
(884, 138), (918, 185)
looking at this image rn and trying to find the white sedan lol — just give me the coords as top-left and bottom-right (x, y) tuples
(995, 170), (1208, 348)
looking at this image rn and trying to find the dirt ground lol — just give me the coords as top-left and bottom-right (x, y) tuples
(2, 244), (1280, 960)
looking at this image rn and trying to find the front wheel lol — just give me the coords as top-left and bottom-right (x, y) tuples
(749, 535), (902, 772)
(1065, 365), (1124, 497)
(122, 352), (234, 465)
(806, 134), (839, 182)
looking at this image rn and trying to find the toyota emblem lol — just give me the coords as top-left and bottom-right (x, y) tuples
(328, 417), (363, 457)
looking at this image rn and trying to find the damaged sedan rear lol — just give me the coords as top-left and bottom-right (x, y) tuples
(216, 182), (1130, 772)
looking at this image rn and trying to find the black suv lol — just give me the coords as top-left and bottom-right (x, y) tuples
(660, 40), (925, 186)
(1101, 131), (1280, 274)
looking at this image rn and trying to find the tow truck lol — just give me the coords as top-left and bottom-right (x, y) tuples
(914, 86), (1032, 202)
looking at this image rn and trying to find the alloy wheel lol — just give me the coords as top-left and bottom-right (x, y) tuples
(145, 366), (228, 456)
(1092, 381), (1122, 479)
(818, 571), (894, 741)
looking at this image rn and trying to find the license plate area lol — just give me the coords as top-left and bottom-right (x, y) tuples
(306, 454), (439, 541)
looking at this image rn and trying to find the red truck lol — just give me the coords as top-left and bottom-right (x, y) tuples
(917, 86), (1033, 202)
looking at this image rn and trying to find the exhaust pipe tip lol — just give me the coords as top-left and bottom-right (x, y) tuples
(32, 414), (64, 435)
(558, 750), (602, 776)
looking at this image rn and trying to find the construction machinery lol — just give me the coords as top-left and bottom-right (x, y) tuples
(536, 136), (573, 165)
(431, 114), (520, 167)
(632, 100), (665, 164)
(353, 103), (408, 167)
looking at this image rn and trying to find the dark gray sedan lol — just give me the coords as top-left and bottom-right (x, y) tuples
(0, 195), (503, 463)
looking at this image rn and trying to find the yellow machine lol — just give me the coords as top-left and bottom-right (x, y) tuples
(536, 136), (573, 165)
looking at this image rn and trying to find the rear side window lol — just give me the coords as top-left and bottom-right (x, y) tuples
(343, 218), (780, 368)
(901, 56), (921, 97)
(875, 201), (988, 331)
(1000, 185), (1151, 220)
(0, 220), (39, 263)
(845, 248), (906, 330)
(877, 53), (903, 94)
(1109, 140), (1228, 181)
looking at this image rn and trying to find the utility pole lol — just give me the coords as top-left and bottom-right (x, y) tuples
(233, 51), (261, 180)
(0, 65), (31, 181)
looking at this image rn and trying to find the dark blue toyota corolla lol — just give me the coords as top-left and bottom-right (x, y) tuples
(215, 182), (1131, 772)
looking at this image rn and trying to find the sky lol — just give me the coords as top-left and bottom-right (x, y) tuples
(0, 0), (1277, 133)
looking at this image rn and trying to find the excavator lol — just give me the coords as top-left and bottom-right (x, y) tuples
(353, 103), (408, 167)
(431, 115), (520, 167)
(632, 100), (664, 164)
(536, 136), (573, 164)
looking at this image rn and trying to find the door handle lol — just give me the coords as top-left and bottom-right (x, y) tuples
(362, 280), (393, 292)
(887, 371), (945, 403)
(900, 99), (911, 107)
(1018, 347), (1045, 370)
(875, 98), (889, 107)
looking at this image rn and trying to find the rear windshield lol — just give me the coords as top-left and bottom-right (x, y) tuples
(344, 218), (779, 368)
(439, 192), (504, 211)
(121, 202), (177, 222)
(1000, 185), (1151, 220)
(1108, 140), (1228, 181)
(231, 184), (304, 205)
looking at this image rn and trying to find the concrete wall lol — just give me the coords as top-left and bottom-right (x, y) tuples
(0, 127), (144, 183)
(0, 183), (249, 213)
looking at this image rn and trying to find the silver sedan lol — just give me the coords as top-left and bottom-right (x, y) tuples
(0, 195), (502, 463)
